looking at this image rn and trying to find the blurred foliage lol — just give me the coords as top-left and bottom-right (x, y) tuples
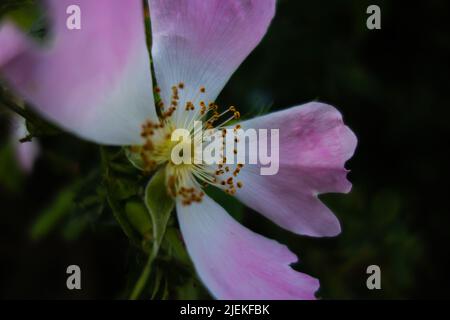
(0, 0), (46, 38)
(1, 0), (449, 300)
(0, 142), (24, 192)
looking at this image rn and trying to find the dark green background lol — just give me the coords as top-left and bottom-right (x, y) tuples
(1, 0), (449, 299)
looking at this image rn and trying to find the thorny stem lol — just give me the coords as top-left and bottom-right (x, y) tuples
(0, 88), (29, 120)
(0, 86), (60, 136)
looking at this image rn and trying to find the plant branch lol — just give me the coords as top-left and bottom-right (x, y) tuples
(129, 253), (154, 300)
(0, 86), (60, 136)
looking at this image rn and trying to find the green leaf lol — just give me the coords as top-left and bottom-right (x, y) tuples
(61, 214), (90, 241)
(0, 143), (24, 192)
(125, 147), (145, 171)
(162, 227), (191, 266)
(150, 269), (164, 300)
(125, 199), (152, 237)
(145, 168), (174, 258)
(105, 175), (140, 200)
(0, 1), (39, 23)
(101, 146), (145, 247)
(176, 278), (202, 300)
(30, 188), (75, 240)
(105, 189), (141, 247)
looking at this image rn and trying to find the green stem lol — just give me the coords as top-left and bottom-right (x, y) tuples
(0, 87), (60, 135)
(0, 92), (29, 120)
(129, 253), (154, 300)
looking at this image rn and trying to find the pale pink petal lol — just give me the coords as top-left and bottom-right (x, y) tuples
(176, 195), (320, 300)
(15, 140), (39, 173)
(234, 102), (357, 237)
(0, 0), (157, 145)
(11, 115), (40, 173)
(149, 0), (276, 127)
(0, 23), (28, 67)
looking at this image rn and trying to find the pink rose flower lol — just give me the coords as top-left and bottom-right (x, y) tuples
(0, 0), (357, 299)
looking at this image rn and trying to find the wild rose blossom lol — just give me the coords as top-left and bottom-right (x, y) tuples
(0, 0), (357, 299)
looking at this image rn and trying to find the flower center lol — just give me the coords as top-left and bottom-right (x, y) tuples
(131, 83), (245, 205)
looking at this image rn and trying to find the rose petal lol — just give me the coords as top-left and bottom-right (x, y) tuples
(234, 102), (357, 237)
(0, 23), (28, 67)
(176, 194), (320, 299)
(149, 0), (276, 127)
(0, 0), (157, 145)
